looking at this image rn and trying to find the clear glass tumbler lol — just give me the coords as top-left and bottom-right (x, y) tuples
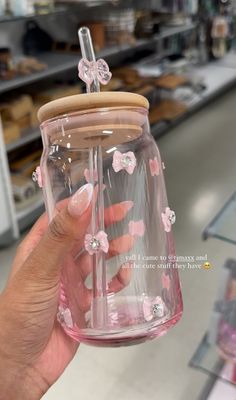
(38, 91), (183, 347)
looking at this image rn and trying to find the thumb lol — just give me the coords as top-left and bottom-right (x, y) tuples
(21, 183), (94, 280)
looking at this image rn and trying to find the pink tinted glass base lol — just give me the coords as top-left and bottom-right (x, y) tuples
(61, 297), (183, 348)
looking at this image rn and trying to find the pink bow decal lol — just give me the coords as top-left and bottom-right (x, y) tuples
(112, 151), (137, 175)
(149, 157), (160, 177)
(143, 296), (165, 322)
(84, 231), (109, 256)
(32, 166), (43, 188)
(78, 58), (112, 88)
(162, 207), (176, 233)
(129, 220), (145, 237)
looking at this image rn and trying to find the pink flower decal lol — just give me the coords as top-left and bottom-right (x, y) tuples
(143, 296), (165, 322)
(32, 166), (43, 188)
(162, 273), (171, 291)
(149, 157), (160, 177)
(129, 220), (145, 237)
(84, 231), (109, 256)
(112, 151), (137, 175)
(162, 207), (176, 233)
(84, 168), (98, 183)
(78, 58), (112, 89)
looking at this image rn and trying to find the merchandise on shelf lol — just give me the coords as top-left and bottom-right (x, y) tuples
(207, 259), (236, 363)
(155, 73), (190, 89)
(16, 57), (47, 75)
(0, 95), (34, 143)
(79, 22), (105, 52)
(33, 84), (81, 103)
(9, 0), (35, 16)
(1, 95), (33, 121)
(0, 0), (6, 16)
(0, 47), (15, 80)
(11, 173), (37, 204)
(149, 99), (187, 124)
(10, 149), (41, 177)
(22, 20), (53, 55)
(103, 9), (136, 46)
(2, 122), (20, 144)
(34, 0), (55, 14)
(159, 0), (199, 14)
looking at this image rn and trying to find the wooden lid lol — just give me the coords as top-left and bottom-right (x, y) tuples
(38, 91), (149, 123)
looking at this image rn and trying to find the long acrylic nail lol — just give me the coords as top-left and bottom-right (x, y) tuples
(68, 184), (93, 217)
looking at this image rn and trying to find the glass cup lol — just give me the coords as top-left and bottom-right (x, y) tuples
(38, 91), (183, 347)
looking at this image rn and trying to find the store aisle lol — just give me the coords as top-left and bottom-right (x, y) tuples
(1, 89), (236, 400)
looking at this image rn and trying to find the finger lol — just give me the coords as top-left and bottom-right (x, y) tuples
(104, 201), (133, 227)
(17, 213), (48, 254)
(18, 183), (94, 280)
(10, 213), (49, 279)
(70, 200), (133, 260)
(57, 190), (133, 226)
(108, 234), (135, 259)
(107, 263), (133, 294)
(78, 234), (136, 281)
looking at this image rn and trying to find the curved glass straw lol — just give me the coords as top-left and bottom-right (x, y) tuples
(78, 27), (107, 328)
(79, 27), (100, 93)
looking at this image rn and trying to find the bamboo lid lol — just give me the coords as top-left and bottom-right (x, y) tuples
(38, 91), (149, 123)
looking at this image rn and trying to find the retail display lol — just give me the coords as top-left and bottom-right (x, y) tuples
(155, 74), (189, 89)
(213, 260), (236, 362)
(0, 95), (34, 137)
(16, 57), (47, 75)
(0, 47), (14, 80)
(10, 149), (41, 176)
(11, 173), (37, 206)
(0, 0), (6, 16)
(52, 41), (81, 53)
(34, 0), (55, 14)
(9, 0), (35, 16)
(34, 27), (183, 347)
(33, 84), (81, 103)
(103, 9), (136, 46)
(22, 20), (53, 55)
(79, 22), (105, 52)
(149, 99), (187, 124)
(2, 122), (20, 144)
(211, 16), (229, 59)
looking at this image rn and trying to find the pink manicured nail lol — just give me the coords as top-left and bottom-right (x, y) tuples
(68, 184), (93, 217)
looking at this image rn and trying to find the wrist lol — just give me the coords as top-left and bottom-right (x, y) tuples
(0, 360), (48, 400)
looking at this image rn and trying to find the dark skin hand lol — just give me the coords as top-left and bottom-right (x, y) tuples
(0, 184), (134, 400)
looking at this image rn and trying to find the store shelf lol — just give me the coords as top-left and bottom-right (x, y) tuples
(0, 23), (197, 95)
(16, 195), (45, 231)
(0, 53), (80, 94)
(6, 128), (41, 152)
(0, 6), (67, 24)
(16, 195), (44, 221)
(157, 22), (197, 39)
(190, 333), (236, 387)
(151, 55), (236, 140)
(203, 191), (236, 245)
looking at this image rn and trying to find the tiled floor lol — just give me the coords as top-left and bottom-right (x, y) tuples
(1, 89), (236, 399)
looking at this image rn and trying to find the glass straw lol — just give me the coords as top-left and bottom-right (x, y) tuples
(78, 27), (107, 328)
